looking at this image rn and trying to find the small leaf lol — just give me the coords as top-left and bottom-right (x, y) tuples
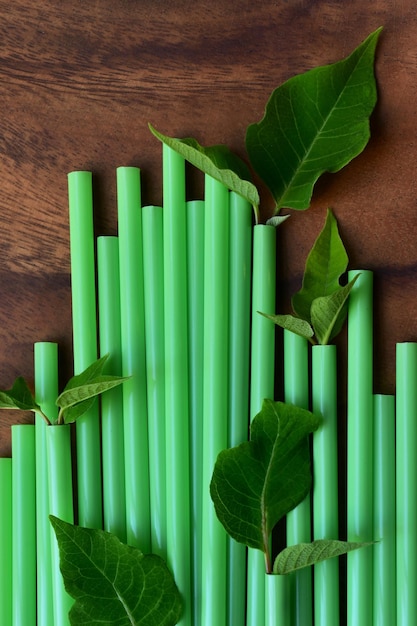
(258, 312), (314, 341)
(50, 515), (183, 626)
(149, 124), (260, 222)
(62, 354), (110, 391)
(57, 375), (130, 424)
(292, 209), (348, 322)
(311, 274), (360, 344)
(210, 400), (321, 557)
(273, 539), (373, 575)
(266, 214), (290, 228)
(0, 377), (42, 413)
(246, 28), (381, 212)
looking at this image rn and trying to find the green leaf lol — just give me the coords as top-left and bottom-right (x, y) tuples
(258, 312), (314, 342)
(210, 400), (321, 560)
(273, 539), (373, 575)
(56, 355), (129, 424)
(292, 209), (348, 322)
(0, 377), (42, 413)
(49, 515), (183, 626)
(57, 376), (129, 424)
(246, 28), (381, 212)
(149, 124), (260, 223)
(311, 274), (360, 344)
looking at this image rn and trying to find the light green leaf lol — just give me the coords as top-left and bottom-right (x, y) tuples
(149, 124), (260, 223)
(266, 214), (290, 228)
(210, 399), (321, 559)
(273, 539), (373, 575)
(62, 354), (110, 391)
(292, 209), (348, 322)
(311, 274), (360, 344)
(258, 312), (314, 342)
(57, 376), (129, 424)
(0, 377), (42, 413)
(49, 515), (183, 626)
(246, 28), (381, 212)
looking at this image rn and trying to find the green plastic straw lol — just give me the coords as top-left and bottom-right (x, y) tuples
(373, 393), (396, 626)
(200, 175), (229, 625)
(97, 236), (126, 543)
(0, 458), (12, 625)
(12, 424), (36, 626)
(186, 199), (205, 624)
(97, 237), (126, 541)
(347, 270), (374, 626)
(68, 170), (102, 529)
(284, 330), (312, 626)
(265, 574), (290, 626)
(162, 146), (192, 624)
(312, 344), (339, 626)
(227, 192), (252, 626)
(247, 225), (276, 626)
(34, 341), (59, 626)
(47, 424), (74, 624)
(117, 166), (151, 551)
(396, 343), (417, 625)
(141, 206), (166, 559)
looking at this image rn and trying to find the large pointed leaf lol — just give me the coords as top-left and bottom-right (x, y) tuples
(50, 515), (183, 626)
(149, 124), (260, 222)
(0, 377), (42, 413)
(292, 209), (348, 322)
(258, 312), (314, 342)
(273, 539), (373, 575)
(311, 274), (359, 345)
(210, 399), (321, 556)
(246, 28), (381, 212)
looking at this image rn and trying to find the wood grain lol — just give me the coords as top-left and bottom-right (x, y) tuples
(0, 0), (414, 464)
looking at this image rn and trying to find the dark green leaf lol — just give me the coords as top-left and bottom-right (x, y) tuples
(62, 354), (110, 391)
(292, 209), (348, 322)
(258, 312), (314, 341)
(149, 124), (260, 222)
(311, 274), (360, 344)
(210, 399), (321, 555)
(273, 539), (373, 575)
(246, 28), (381, 212)
(0, 377), (42, 413)
(49, 515), (183, 626)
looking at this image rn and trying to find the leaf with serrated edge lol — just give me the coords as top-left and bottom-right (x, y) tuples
(57, 375), (130, 424)
(246, 28), (381, 212)
(258, 312), (314, 341)
(311, 274), (360, 345)
(210, 399), (321, 558)
(292, 209), (348, 322)
(149, 124), (260, 223)
(273, 539), (373, 575)
(49, 515), (182, 626)
(0, 377), (42, 413)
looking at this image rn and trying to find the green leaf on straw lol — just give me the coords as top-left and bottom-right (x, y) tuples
(292, 209), (349, 323)
(49, 515), (183, 625)
(273, 539), (373, 575)
(311, 274), (360, 345)
(149, 124), (260, 223)
(56, 354), (130, 424)
(0, 376), (42, 413)
(258, 312), (314, 342)
(246, 28), (381, 212)
(210, 399), (321, 568)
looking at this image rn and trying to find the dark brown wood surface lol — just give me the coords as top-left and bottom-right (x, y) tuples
(0, 0), (415, 456)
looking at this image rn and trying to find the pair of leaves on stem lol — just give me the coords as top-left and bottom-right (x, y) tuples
(50, 516), (182, 626)
(210, 399), (371, 574)
(0, 353), (129, 425)
(150, 27), (381, 223)
(261, 209), (359, 345)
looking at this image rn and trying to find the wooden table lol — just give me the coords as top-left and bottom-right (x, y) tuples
(0, 0), (414, 461)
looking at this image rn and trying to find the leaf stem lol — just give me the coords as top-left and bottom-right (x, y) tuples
(35, 408), (52, 427)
